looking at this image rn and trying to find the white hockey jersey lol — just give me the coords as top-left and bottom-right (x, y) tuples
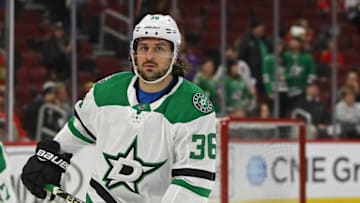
(0, 142), (18, 203)
(55, 71), (217, 203)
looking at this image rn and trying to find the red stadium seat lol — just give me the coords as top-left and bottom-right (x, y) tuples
(184, 17), (203, 34)
(15, 85), (39, 107)
(205, 18), (221, 30)
(106, 16), (128, 32)
(312, 51), (322, 61)
(201, 32), (220, 51)
(178, 0), (206, 9)
(16, 67), (31, 85)
(15, 38), (29, 51)
(108, 1), (127, 14)
(15, 23), (40, 39)
(29, 67), (49, 86)
(96, 57), (120, 68)
(342, 24), (358, 36)
(0, 9), (4, 22)
(180, 7), (202, 19)
(84, 0), (106, 22)
(78, 41), (94, 59)
(78, 71), (96, 84)
(97, 66), (121, 78)
(16, 10), (43, 24)
(206, 6), (221, 17)
(95, 56), (122, 77)
(21, 51), (41, 67)
(343, 50), (359, 66)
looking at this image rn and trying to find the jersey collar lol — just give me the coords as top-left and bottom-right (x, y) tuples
(127, 75), (184, 110)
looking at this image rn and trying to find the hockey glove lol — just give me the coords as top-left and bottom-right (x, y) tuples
(21, 140), (72, 199)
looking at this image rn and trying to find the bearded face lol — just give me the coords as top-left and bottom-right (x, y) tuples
(135, 38), (173, 82)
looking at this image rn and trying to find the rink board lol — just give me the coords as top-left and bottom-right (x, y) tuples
(210, 142), (360, 203)
(4, 142), (360, 202)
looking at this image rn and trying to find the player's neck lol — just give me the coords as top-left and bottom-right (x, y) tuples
(139, 75), (174, 93)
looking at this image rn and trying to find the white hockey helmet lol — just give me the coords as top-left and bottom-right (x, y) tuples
(130, 14), (181, 84)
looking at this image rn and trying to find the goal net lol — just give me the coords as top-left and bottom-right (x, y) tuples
(209, 117), (306, 203)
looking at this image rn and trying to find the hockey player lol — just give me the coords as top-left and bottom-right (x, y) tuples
(21, 14), (216, 203)
(0, 142), (18, 203)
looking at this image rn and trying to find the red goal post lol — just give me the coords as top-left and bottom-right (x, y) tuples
(217, 117), (306, 203)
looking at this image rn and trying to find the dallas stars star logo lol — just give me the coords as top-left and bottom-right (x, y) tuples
(102, 136), (166, 194)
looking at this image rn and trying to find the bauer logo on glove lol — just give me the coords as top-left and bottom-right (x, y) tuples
(36, 149), (69, 171)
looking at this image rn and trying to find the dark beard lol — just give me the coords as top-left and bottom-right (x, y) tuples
(139, 68), (167, 81)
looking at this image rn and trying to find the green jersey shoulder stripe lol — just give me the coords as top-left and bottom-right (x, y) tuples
(94, 72), (133, 107)
(171, 179), (211, 198)
(155, 79), (214, 123)
(68, 116), (95, 144)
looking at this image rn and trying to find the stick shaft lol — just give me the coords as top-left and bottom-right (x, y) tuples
(45, 184), (85, 203)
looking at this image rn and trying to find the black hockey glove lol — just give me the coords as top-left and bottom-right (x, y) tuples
(21, 140), (72, 199)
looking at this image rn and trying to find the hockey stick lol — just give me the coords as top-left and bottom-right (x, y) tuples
(44, 184), (85, 203)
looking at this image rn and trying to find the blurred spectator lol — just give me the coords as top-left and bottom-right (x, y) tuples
(320, 40), (345, 66)
(262, 39), (288, 116)
(317, 39), (345, 79)
(193, 59), (221, 113)
(229, 108), (246, 118)
(257, 103), (272, 118)
(237, 18), (271, 95)
(225, 60), (256, 115)
(286, 17), (314, 51)
(184, 47), (202, 81)
(32, 81), (67, 141)
(23, 81), (57, 140)
(0, 88), (27, 141)
(287, 25), (306, 42)
(336, 85), (360, 138)
(297, 18), (314, 51)
(55, 82), (71, 119)
(339, 71), (360, 101)
(226, 47), (256, 94)
(1, 48), (21, 85)
(294, 83), (330, 138)
(84, 81), (94, 92)
(317, 0), (344, 18)
(42, 22), (72, 80)
(312, 24), (332, 51)
(80, 81), (94, 98)
(237, 60), (257, 93)
(283, 37), (317, 115)
(225, 46), (239, 64)
(317, 0), (331, 17)
(345, 0), (360, 32)
(40, 0), (69, 24)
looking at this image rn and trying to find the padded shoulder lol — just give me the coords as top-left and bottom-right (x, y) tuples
(93, 72), (133, 107)
(155, 79), (214, 123)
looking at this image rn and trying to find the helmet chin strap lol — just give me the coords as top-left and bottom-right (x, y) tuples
(131, 50), (177, 84)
